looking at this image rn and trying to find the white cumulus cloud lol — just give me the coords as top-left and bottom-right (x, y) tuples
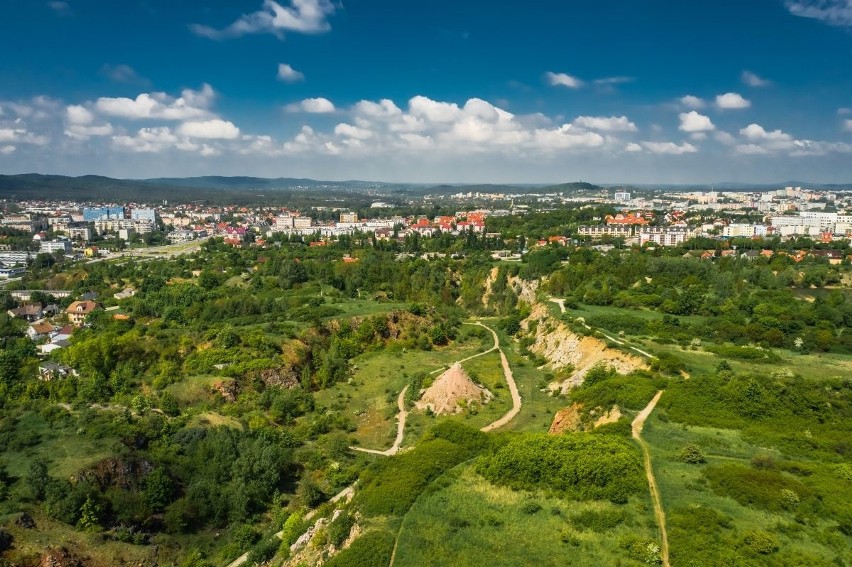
(545, 72), (584, 89)
(96, 84), (215, 120)
(642, 141), (698, 155)
(286, 97), (335, 113)
(844, 118), (852, 131)
(191, 0), (336, 39)
(679, 95), (706, 109)
(278, 63), (305, 82)
(678, 111), (715, 132)
(572, 115), (637, 132)
(177, 119), (241, 139)
(716, 92), (751, 110)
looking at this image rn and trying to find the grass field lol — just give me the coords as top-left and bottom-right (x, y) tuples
(393, 463), (657, 567)
(315, 336), (489, 449)
(2, 410), (119, 479)
(642, 414), (850, 566)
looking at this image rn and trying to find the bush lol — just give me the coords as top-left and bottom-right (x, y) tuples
(678, 444), (706, 464)
(327, 512), (355, 548)
(477, 433), (644, 503)
(246, 537), (279, 565)
(742, 530), (779, 555)
(0, 529), (12, 553)
(570, 508), (625, 532)
(325, 530), (395, 567)
(704, 464), (810, 512)
(355, 439), (469, 517)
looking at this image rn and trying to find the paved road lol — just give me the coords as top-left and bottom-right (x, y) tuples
(631, 391), (670, 567)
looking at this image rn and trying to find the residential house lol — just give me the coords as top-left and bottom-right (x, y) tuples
(27, 321), (56, 341)
(7, 304), (43, 322)
(38, 363), (77, 381)
(66, 300), (100, 326)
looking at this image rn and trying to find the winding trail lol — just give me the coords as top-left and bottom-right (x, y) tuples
(473, 322), (522, 433)
(350, 320), (522, 456)
(350, 385), (410, 456)
(549, 297), (656, 359)
(631, 391), (669, 567)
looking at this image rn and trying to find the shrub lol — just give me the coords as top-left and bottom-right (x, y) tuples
(327, 512), (355, 548)
(246, 537), (279, 565)
(678, 444), (706, 464)
(704, 464), (810, 512)
(570, 508), (625, 532)
(355, 439), (469, 517)
(520, 501), (542, 515)
(477, 433), (644, 503)
(742, 530), (779, 555)
(619, 535), (662, 564)
(325, 530), (395, 567)
(0, 529), (12, 553)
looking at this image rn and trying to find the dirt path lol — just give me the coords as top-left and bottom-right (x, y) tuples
(474, 322), (522, 433)
(631, 391), (669, 567)
(351, 385), (409, 456)
(549, 297), (656, 359)
(225, 485), (355, 567)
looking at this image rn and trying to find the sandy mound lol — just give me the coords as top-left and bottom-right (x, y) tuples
(416, 363), (492, 415)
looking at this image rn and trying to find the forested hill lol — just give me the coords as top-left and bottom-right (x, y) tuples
(0, 174), (384, 205)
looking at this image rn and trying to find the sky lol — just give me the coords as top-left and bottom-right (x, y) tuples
(1, 0), (852, 184)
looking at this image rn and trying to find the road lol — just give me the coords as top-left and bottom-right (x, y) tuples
(631, 391), (670, 567)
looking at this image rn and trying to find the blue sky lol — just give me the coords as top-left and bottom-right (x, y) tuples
(1, 0), (851, 183)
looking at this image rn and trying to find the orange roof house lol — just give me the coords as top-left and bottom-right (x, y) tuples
(66, 300), (100, 327)
(605, 213), (649, 226)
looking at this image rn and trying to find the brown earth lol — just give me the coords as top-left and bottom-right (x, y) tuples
(548, 403), (623, 433)
(548, 403), (583, 434)
(415, 363), (492, 415)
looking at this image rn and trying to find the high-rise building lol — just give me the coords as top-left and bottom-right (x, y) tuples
(83, 207), (125, 221)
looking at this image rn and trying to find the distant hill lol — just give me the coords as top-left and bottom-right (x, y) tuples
(0, 174), (392, 206)
(143, 176), (391, 191)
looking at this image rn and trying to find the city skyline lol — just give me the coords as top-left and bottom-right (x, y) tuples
(1, 0), (852, 183)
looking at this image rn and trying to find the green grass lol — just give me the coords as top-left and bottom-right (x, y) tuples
(638, 341), (852, 381)
(393, 463), (657, 567)
(314, 337), (487, 449)
(325, 298), (409, 318)
(563, 302), (708, 326)
(2, 410), (119, 479)
(643, 415), (851, 566)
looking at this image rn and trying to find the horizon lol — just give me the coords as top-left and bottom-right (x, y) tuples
(1, 1), (852, 183)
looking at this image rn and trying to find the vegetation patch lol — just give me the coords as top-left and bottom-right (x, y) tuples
(476, 433), (643, 503)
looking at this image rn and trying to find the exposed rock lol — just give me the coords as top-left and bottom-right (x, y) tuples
(213, 379), (239, 403)
(258, 368), (300, 389)
(549, 403), (583, 434)
(40, 547), (83, 567)
(74, 457), (153, 491)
